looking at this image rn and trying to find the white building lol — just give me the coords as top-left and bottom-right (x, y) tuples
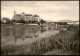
(13, 10), (40, 22)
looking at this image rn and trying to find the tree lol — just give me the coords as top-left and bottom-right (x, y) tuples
(32, 20), (37, 23)
(12, 19), (15, 22)
(25, 21), (29, 24)
(19, 20), (25, 23)
(40, 19), (46, 24)
(2, 17), (11, 24)
(29, 20), (32, 23)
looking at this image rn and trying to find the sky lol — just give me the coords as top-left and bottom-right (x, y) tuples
(1, 1), (79, 21)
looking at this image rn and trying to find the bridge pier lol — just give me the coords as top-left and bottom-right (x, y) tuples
(55, 22), (58, 29)
(73, 21), (76, 25)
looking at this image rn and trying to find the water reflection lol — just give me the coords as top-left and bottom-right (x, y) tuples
(40, 27), (47, 33)
(1, 24), (48, 43)
(13, 24), (48, 43)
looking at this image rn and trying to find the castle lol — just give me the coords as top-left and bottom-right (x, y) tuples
(13, 10), (40, 22)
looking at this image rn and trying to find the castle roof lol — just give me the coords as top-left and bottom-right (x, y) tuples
(33, 14), (39, 17)
(15, 14), (32, 16)
(25, 14), (33, 16)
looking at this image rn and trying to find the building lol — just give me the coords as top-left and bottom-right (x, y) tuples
(67, 21), (79, 25)
(13, 10), (40, 22)
(1, 17), (10, 23)
(75, 21), (79, 25)
(32, 14), (40, 22)
(46, 22), (57, 30)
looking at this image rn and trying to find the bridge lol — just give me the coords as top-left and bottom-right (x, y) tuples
(46, 20), (79, 30)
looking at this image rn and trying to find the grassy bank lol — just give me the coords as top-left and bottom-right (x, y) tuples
(1, 25), (79, 55)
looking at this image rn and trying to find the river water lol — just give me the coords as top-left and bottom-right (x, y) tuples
(1, 24), (58, 54)
(1, 24), (49, 45)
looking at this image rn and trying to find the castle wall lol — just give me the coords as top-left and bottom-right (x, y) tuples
(15, 15), (21, 21)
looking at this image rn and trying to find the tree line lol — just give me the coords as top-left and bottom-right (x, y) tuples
(1, 18), (46, 25)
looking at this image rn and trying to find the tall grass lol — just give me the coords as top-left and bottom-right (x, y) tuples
(22, 25), (79, 55)
(1, 25), (79, 55)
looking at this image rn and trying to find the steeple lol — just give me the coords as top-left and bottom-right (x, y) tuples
(14, 9), (16, 20)
(14, 9), (16, 16)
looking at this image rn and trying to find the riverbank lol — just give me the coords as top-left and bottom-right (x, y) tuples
(43, 25), (79, 55)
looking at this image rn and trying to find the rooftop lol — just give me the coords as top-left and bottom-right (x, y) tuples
(15, 14), (33, 16)
(25, 14), (33, 16)
(33, 14), (39, 17)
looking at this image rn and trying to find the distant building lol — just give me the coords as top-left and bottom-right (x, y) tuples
(75, 21), (79, 25)
(67, 22), (74, 25)
(33, 14), (40, 21)
(46, 22), (57, 30)
(67, 21), (79, 25)
(13, 10), (40, 22)
(1, 18), (10, 23)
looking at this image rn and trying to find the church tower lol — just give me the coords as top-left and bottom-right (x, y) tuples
(14, 9), (16, 20)
(14, 9), (16, 16)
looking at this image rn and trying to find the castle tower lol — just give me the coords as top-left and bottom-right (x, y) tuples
(14, 9), (16, 16)
(14, 9), (16, 20)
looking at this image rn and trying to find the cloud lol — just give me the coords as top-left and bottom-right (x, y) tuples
(1, 1), (79, 21)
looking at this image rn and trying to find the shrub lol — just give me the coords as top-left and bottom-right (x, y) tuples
(23, 25), (79, 55)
